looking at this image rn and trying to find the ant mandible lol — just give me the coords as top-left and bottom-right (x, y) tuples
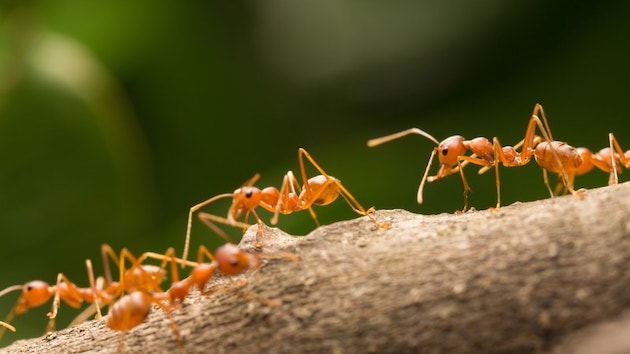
(182, 147), (388, 263)
(368, 104), (583, 211)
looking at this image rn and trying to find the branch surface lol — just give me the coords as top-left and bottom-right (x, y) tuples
(2, 182), (630, 354)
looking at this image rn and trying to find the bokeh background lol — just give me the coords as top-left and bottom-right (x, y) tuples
(0, 0), (628, 344)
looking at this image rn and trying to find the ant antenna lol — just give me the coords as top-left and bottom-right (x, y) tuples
(367, 128), (440, 147)
(368, 127), (442, 204)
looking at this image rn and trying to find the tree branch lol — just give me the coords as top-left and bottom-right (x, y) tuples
(3, 182), (630, 354)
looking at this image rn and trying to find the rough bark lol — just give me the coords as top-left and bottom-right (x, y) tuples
(2, 182), (630, 354)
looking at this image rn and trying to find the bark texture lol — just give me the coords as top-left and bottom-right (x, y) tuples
(2, 182), (630, 354)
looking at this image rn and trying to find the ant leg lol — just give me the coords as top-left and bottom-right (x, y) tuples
(197, 211), (261, 247)
(85, 259), (102, 320)
(0, 285), (23, 341)
(183, 193), (234, 265)
(541, 168), (555, 197)
(608, 133), (630, 185)
(46, 273), (64, 329)
(417, 150), (437, 204)
(68, 303), (99, 327)
(0, 312), (16, 342)
(0, 321), (15, 333)
(456, 160), (471, 213)
(493, 142), (502, 210)
(298, 148), (388, 227)
(196, 212), (243, 244)
(46, 273), (84, 332)
(610, 133), (630, 168)
(272, 171), (303, 225)
(139, 250), (198, 269)
(271, 174), (289, 225)
(248, 209), (267, 247)
(533, 103), (555, 142)
(455, 155), (496, 211)
(101, 244), (121, 286)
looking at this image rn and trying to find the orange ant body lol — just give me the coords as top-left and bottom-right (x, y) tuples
(105, 243), (296, 351)
(157, 243), (296, 309)
(183, 147), (387, 262)
(574, 133), (630, 187)
(103, 246), (193, 351)
(163, 243), (263, 305)
(0, 259), (109, 340)
(368, 104), (583, 211)
(0, 244), (173, 342)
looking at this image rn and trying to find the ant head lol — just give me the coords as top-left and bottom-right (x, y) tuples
(231, 186), (263, 219)
(436, 135), (467, 167)
(15, 281), (51, 315)
(215, 243), (259, 275)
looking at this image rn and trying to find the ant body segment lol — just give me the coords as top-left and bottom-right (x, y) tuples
(106, 243), (297, 351)
(0, 259), (107, 340)
(0, 244), (184, 343)
(103, 246), (193, 351)
(574, 133), (630, 187)
(368, 104), (583, 211)
(182, 147), (388, 263)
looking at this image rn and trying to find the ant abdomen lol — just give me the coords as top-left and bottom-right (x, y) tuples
(535, 141), (582, 173)
(106, 291), (152, 332)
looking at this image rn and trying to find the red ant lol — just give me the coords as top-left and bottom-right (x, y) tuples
(153, 242), (297, 310)
(0, 244), (176, 343)
(103, 246), (198, 351)
(574, 133), (630, 187)
(0, 258), (107, 341)
(106, 244), (255, 337)
(162, 243), (268, 305)
(368, 104), (583, 211)
(182, 147), (388, 263)
(106, 243), (297, 351)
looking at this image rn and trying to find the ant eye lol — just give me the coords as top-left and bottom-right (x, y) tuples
(245, 190), (253, 198)
(441, 148), (449, 156)
(26, 285), (34, 292)
(230, 259), (239, 267)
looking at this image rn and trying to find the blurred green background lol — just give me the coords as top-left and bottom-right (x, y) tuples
(0, 0), (628, 344)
